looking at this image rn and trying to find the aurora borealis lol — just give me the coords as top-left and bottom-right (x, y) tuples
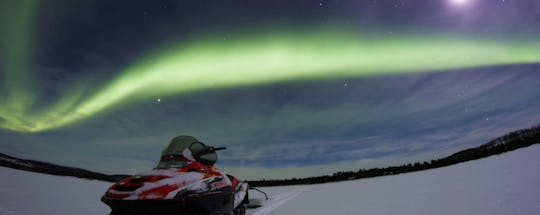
(3, 29), (540, 132)
(1, 0), (540, 179)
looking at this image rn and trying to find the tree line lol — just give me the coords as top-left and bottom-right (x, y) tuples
(249, 124), (540, 187)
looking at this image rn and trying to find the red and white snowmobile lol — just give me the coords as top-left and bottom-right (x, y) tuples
(101, 135), (250, 215)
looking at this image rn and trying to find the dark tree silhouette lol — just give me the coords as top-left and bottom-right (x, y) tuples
(250, 125), (540, 187)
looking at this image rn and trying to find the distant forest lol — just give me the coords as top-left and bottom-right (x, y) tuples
(249, 125), (540, 187)
(1, 125), (539, 185)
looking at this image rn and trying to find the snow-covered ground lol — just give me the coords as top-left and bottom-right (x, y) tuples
(0, 167), (111, 215)
(1, 145), (540, 215)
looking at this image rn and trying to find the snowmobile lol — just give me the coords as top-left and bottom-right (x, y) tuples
(101, 135), (250, 215)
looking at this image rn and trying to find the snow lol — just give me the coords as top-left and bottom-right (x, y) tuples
(1, 145), (540, 215)
(125, 171), (204, 200)
(263, 144), (540, 215)
(248, 190), (304, 215)
(0, 167), (111, 215)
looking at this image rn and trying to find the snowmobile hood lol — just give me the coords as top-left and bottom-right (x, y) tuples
(103, 168), (232, 200)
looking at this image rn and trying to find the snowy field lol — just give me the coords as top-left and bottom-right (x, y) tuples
(1, 145), (540, 215)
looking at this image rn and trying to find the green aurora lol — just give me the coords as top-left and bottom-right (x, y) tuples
(1, 2), (540, 133)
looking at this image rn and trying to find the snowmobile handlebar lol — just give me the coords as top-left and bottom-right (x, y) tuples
(192, 146), (227, 157)
(212, 146), (227, 151)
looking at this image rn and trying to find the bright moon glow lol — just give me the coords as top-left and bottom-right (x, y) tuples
(1, 29), (540, 132)
(449, 0), (471, 7)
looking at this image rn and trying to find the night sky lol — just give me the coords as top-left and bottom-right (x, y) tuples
(1, 0), (539, 179)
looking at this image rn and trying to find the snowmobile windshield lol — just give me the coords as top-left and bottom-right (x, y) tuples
(162, 136), (199, 156)
(156, 155), (191, 169)
(160, 135), (219, 166)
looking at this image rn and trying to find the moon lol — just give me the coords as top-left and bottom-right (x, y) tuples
(448, 0), (471, 7)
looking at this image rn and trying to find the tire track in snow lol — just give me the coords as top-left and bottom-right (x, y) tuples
(248, 189), (303, 215)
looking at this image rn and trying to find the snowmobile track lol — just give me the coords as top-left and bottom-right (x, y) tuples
(247, 190), (303, 215)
